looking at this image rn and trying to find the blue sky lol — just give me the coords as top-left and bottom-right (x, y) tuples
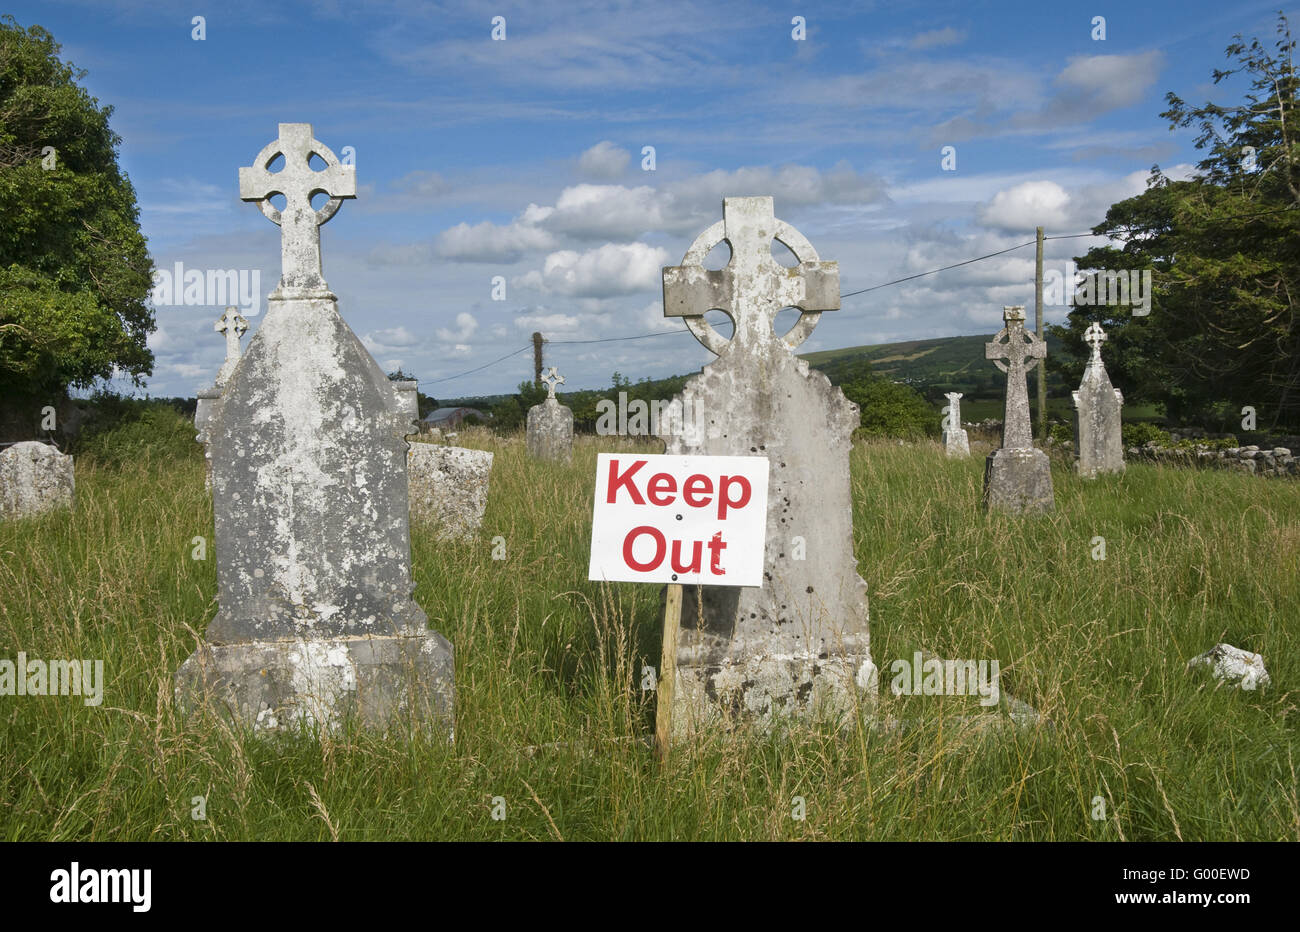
(10, 0), (1293, 397)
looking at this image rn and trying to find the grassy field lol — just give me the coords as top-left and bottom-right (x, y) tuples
(1, 430), (1297, 841)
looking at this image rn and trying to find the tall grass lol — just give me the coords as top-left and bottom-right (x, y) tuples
(0, 428), (1296, 840)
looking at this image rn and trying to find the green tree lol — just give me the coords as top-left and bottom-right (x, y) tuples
(841, 376), (937, 439)
(0, 17), (153, 412)
(1051, 13), (1300, 429)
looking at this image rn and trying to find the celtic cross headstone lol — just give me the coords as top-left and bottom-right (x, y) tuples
(983, 305), (1054, 513)
(1072, 321), (1125, 477)
(176, 123), (453, 734)
(656, 196), (875, 733)
(943, 391), (970, 458)
(526, 366), (573, 464)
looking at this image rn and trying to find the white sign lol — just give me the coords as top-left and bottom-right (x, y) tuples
(588, 453), (769, 587)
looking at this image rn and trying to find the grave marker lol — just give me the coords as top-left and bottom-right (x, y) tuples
(526, 366), (574, 464)
(943, 391), (970, 458)
(983, 305), (1054, 514)
(176, 123), (453, 734)
(655, 196), (875, 734)
(1072, 321), (1125, 478)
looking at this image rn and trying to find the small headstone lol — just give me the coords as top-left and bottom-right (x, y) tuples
(408, 443), (493, 540)
(657, 196), (875, 733)
(1072, 321), (1125, 478)
(526, 366), (574, 464)
(983, 305), (1054, 514)
(195, 307), (249, 489)
(176, 123), (453, 734)
(1187, 643), (1270, 690)
(0, 441), (74, 520)
(942, 391), (970, 458)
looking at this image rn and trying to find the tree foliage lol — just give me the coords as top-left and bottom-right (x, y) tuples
(1051, 13), (1300, 430)
(0, 16), (153, 402)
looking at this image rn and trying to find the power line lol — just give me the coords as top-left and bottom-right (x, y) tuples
(419, 344), (532, 386)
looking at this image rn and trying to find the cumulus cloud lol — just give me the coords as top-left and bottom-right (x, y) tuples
(435, 312), (478, 343)
(909, 27), (965, 49)
(434, 215), (557, 262)
(1049, 52), (1164, 119)
(578, 141), (631, 179)
(516, 242), (670, 298)
(978, 180), (1072, 231)
(362, 326), (420, 353)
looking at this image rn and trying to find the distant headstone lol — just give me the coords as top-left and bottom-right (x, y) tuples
(195, 307), (249, 489)
(943, 391), (970, 458)
(526, 366), (574, 464)
(983, 305), (1054, 514)
(0, 441), (74, 520)
(408, 443), (493, 540)
(175, 123), (454, 734)
(1072, 322), (1125, 478)
(657, 196), (876, 733)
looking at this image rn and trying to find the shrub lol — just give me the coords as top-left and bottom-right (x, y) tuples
(1121, 421), (1170, 448)
(74, 400), (200, 467)
(842, 377), (937, 440)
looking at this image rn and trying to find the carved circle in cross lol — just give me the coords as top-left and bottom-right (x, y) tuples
(988, 324), (1037, 374)
(1084, 321), (1107, 350)
(541, 366), (564, 399)
(246, 130), (351, 228)
(679, 219), (827, 356)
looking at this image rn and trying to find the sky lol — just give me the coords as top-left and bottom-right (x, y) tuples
(9, 0), (1293, 398)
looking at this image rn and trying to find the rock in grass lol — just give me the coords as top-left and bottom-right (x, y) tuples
(0, 441), (74, 520)
(1186, 643), (1270, 690)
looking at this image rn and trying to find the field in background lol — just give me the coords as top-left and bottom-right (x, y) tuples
(1, 428), (1297, 841)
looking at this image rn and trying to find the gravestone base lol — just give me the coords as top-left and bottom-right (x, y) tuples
(175, 631), (454, 735)
(944, 429), (970, 458)
(672, 650), (878, 738)
(983, 447), (1054, 514)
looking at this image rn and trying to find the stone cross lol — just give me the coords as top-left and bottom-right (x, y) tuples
(238, 123), (356, 295)
(527, 366), (574, 463)
(985, 305), (1045, 450)
(663, 196), (840, 355)
(177, 122), (452, 735)
(214, 307), (248, 385)
(1073, 321), (1125, 478)
(1084, 320), (1107, 365)
(541, 366), (565, 400)
(656, 196), (873, 735)
(943, 391), (969, 458)
(983, 306), (1054, 514)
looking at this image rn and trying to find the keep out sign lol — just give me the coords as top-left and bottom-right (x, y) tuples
(588, 453), (769, 587)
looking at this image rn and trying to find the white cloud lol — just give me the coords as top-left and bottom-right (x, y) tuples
(513, 312), (582, 332)
(978, 180), (1072, 231)
(909, 27), (966, 50)
(435, 312), (478, 343)
(517, 242), (670, 298)
(362, 326), (420, 353)
(434, 217), (557, 262)
(578, 141), (630, 179)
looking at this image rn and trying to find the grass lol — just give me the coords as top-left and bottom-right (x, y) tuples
(1, 429), (1297, 841)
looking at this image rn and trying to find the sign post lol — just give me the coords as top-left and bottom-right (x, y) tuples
(588, 453), (769, 759)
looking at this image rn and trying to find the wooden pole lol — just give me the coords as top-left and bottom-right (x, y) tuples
(655, 583), (683, 762)
(1035, 226), (1046, 441)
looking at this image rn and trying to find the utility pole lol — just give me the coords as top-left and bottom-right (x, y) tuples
(532, 331), (544, 387)
(1035, 226), (1046, 441)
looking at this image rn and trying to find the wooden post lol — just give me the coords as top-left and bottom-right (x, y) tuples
(1035, 226), (1046, 441)
(655, 583), (683, 761)
(532, 332), (544, 388)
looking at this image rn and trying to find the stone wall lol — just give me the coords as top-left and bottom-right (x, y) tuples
(1127, 442), (1297, 477)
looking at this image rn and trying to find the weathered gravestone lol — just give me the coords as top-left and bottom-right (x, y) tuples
(407, 442), (493, 539)
(195, 308), (248, 490)
(656, 196), (876, 733)
(526, 366), (574, 464)
(0, 441), (74, 520)
(175, 123), (453, 734)
(943, 391), (970, 458)
(983, 305), (1054, 514)
(1072, 322), (1125, 478)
